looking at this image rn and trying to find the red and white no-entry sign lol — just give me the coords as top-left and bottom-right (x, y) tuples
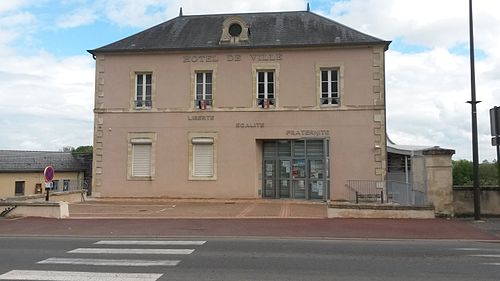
(44, 166), (54, 182)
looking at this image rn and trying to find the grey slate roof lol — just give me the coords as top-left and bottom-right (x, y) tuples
(0, 150), (86, 173)
(89, 11), (389, 54)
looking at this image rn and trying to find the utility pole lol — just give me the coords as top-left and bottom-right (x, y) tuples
(467, 0), (481, 220)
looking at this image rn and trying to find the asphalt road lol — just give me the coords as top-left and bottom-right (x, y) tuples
(0, 236), (499, 281)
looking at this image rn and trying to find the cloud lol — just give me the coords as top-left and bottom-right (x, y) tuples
(56, 8), (98, 28)
(0, 48), (95, 150)
(99, 0), (307, 28)
(328, 0), (500, 160)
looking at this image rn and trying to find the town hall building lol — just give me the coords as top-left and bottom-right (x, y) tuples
(88, 9), (390, 200)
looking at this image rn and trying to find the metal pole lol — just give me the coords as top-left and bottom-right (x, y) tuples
(495, 107), (500, 188)
(468, 0), (481, 220)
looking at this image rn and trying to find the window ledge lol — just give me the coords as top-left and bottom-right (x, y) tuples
(128, 176), (154, 181)
(189, 176), (216, 181)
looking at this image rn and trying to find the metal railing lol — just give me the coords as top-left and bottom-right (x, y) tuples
(194, 99), (212, 109)
(346, 180), (386, 204)
(320, 97), (340, 105)
(135, 100), (152, 108)
(49, 179), (87, 193)
(256, 98), (275, 108)
(346, 180), (427, 206)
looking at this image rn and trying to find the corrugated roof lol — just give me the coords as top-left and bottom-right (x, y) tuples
(0, 150), (87, 173)
(89, 11), (389, 54)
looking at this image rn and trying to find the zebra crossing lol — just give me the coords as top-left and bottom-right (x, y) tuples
(453, 247), (500, 266)
(0, 240), (206, 281)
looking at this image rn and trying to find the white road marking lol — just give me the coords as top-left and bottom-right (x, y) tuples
(68, 248), (194, 255)
(37, 257), (180, 266)
(453, 248), (483, 251)
(483, 263), (500, 266)
(469, 254), (500, 258)
(95, 240), (206, 245)
(0, 270), (162, 281)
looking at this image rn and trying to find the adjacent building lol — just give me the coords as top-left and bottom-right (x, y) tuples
(0, 150), (90, 198)
(88, 10), (390, 200)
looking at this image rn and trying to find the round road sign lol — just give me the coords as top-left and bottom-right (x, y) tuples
(44, 166), (54, 182)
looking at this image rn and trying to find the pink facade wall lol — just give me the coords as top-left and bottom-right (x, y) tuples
(93, 46), (387, 200)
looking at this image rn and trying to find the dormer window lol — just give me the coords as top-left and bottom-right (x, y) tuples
(229, 23), (242, 37)
(220, 16), (249, 44)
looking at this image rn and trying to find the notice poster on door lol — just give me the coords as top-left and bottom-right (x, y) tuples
(284, 162), (291, 173)
(266, 163), (273, 177)
(310, 160), (324, 179)
(266, 180), (273, 188)
(311, 181), (324, 196)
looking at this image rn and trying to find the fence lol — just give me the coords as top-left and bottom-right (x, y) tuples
(345, 180), (427, 206)
(48, 179), (88, 193)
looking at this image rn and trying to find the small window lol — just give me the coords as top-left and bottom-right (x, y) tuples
(52, 180), (59, 191)
(132, 143), (152, 177)
(195, 72), (213, 109)
(320, 69), (339, 105)
(229, 23), (242, 37)
(256, 71), (275, 108)
(135, 73), (152, 108)
(63, 180), (70, 191)
(192, 138), (214, 178)
(15, 181), (25, 196)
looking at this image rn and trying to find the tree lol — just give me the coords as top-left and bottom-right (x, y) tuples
(452, 159), (499, 186)
(73, 145), (93, 153)
(59, 146), (93, 154)
(452, 159), (473, 185)
(61, 146), (75, 152)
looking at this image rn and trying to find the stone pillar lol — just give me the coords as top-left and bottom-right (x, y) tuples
(423, 148), (455, 217)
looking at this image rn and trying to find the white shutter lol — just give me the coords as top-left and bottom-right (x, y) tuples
(132, 144), (151, 176)
(193, 143), (214, 177)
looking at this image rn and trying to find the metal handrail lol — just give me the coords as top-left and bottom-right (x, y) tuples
(135, 100), (152, 108)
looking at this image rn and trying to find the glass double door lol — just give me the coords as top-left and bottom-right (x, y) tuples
(263, 139), (328, 200)
(263, 158), (326, 199)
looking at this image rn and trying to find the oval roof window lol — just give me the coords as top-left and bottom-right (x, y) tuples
(228, 23), (242, 37)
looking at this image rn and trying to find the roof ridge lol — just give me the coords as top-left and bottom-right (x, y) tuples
(178, 10), (309, 18)
(0, 150), (73, 154)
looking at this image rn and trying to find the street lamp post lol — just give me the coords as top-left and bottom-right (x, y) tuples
(467, 0), (481, 220)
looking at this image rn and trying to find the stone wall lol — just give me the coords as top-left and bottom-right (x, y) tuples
(422, 148), (455, 216)
(453, 186), (500, 216)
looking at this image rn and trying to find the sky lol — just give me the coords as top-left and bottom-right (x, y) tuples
(0, 0), (498, 161)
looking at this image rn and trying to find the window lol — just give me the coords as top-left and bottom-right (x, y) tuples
(192, 138), (214, 178)
(195, 72), (213, 109)
(52, 180), (59, 191)
(135, 73), (152, 108)
(320, 69), (339, 105)
(132, 143), (152, 177)
(15, 181), (25, 196)
(127, 133), (156, 180)
(63, 180), (70, 191)
(256, 71), (275, 108)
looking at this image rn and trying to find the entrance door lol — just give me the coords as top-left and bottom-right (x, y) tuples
(279, 160), (291, 198)
(309, 159), (325, 199)
(15, 181), (25, 196)
(292, 159), (306, 199)
(262, 139), (329, 200)
(263, 159), (276, 198)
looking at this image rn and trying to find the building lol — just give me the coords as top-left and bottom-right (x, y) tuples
(386, 139), (455, 215)
(88, 9), (390, 200)
(0, 150), (90, 199)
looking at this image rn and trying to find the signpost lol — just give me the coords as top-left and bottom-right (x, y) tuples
(44, 166), (54, 201)
(490, 106), (500, 187)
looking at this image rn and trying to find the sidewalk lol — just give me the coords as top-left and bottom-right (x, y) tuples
(0, 198), (498, 240)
